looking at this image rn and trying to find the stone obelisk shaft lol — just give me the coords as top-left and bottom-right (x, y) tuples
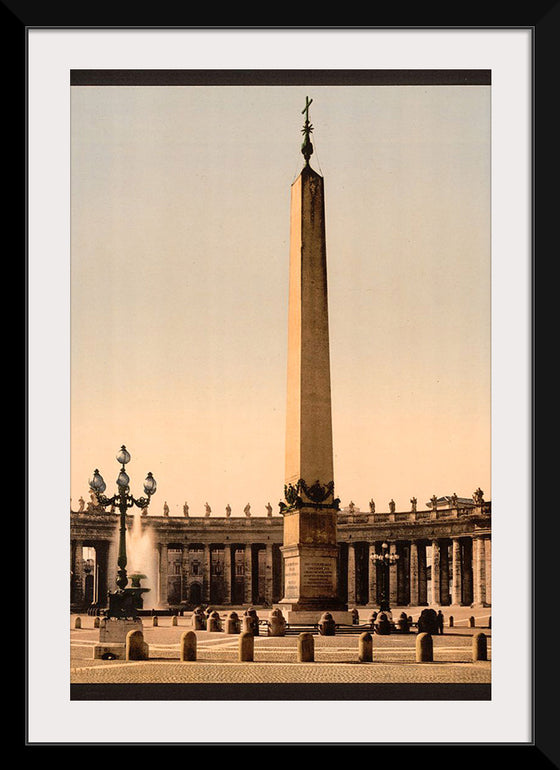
(278, 159), (348, 621)
(285, 165), (334, 487)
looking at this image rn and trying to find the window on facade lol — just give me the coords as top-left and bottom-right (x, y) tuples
(191, 561), (200, 576)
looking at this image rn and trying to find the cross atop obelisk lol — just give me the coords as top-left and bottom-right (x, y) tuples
(277, 99), (350, 622)
(301, 96), (314, 165)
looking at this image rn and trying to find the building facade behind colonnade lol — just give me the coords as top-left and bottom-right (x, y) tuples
(70, 495), (491, 613)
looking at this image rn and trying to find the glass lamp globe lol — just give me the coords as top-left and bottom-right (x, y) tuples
(116, 445), (131, 465)
(143, 472), (157, 496)
(89, 470), (106, 494)
(117, 470), (130, 488)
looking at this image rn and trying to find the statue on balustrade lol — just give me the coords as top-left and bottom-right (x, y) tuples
(78, 496), (85, 512)
(205, 502), (212, 517)
(183, 501), (189, 517)
(410, 497), (417, 512)
(86, 490), (100, 512)
(472, 488), (485, 505)
(225, 504), (231, 518)
(163, 501), (169, 516)
(266, 502), (273, 517)
(389, 499), (396, 513)
(369, 499), (375, 514)
(430, 495), (438, 511)
(244, 503), (251, 517)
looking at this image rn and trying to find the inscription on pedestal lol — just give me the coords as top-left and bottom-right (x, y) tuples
(302, 559), (336, 594)
(284, 559), (299, 599)
(284, 555), (336, 601)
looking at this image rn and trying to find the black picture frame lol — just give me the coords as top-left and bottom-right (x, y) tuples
(14, 16), (554, 758)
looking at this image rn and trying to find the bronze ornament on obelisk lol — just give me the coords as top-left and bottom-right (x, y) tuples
(277, 98), (351, 623)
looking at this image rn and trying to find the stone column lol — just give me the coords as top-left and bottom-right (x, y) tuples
(181, 546), (189, 603)
(70, 540), (84, 607)
(440, 541), (450, 605)
(158, 543), (168, 607)
(397, 543), (409, 605)
(451, 538), (462, 605)
(368, 543), (377, 605)
(431, 540), (441, 606)
(418, 543), (428, 605)
(223, 543), (232, 605)
(265, 543), (274, 605)
(203, 544), (211, 603)
(244, 544), (253, 604)
(389, 542), (398, 606)
(462, 538), (474, 605)
(484, 537), (492, 605)
(409, 541), (419, 606)
(472, 537), (486, 607)
(347, 543), (356, 605)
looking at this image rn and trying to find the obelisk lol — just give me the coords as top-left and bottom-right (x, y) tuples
(278, 98), (350, 623)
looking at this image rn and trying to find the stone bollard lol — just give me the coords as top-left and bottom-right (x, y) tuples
(126, 630), (149, 661)
(94, 616), (100, 628)
(192, 607), (206, 631)
(172, 615), (178, 627)
(358, 632), (373, 663)
(449, 615), (454, 628)
(374, 612), (392, 635)
(242, 609), (260, 636)
(416, 632), (433, 662)
(298, 632), (315, 662)
(397, 612), (410, 634)
(473, 632), (488, 661)
(180, 631), (197, 661)
(152, 615), (159, 627)
(469, 616), (475, 628)
(208, 611), (222, 632)
(225, 611), (241, 634)
(248, 608), (260, 636)
(268, 609), (287, 637)
(74, 617), (82, 629)
(239, 631), (254, 662)
(318, 612), (336, 636)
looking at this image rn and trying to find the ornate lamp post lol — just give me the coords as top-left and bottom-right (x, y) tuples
(89, 445), (156, 617)
(371, 542), (400, 613)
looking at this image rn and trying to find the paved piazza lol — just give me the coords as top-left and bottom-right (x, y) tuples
(70, 608), (491, 686)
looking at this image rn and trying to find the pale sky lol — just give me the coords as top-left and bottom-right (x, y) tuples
(70, 84), (491, 517)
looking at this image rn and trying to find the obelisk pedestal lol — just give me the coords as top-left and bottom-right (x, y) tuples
(276, 105), (351, 624)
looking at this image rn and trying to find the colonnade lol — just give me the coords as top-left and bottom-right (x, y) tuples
(70, 507), (492, 611)
(154, 541), (283, 608)
(343, 535), (491, 607)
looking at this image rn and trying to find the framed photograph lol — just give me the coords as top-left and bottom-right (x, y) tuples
(24, 24), (542, 751)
